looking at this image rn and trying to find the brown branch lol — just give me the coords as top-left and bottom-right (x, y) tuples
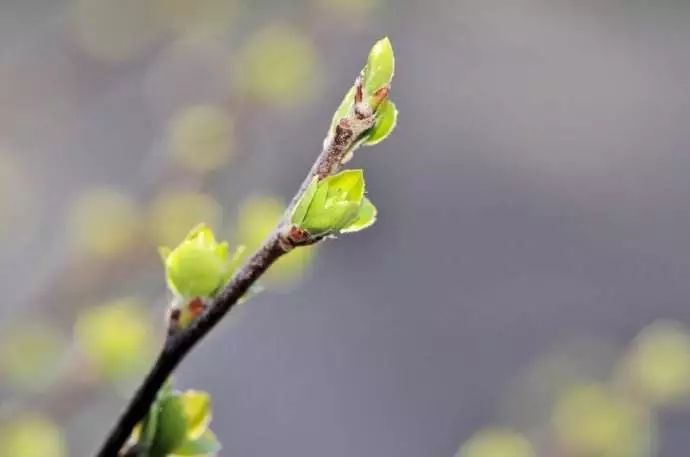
(95, 75), (382, 457)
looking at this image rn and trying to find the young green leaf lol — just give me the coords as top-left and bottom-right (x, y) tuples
(364, 37), (395, 96)
(328, 37), (395, 136)
(180, 390), (211, 440)
(341, 197), (377, 233)
(139, 380), (175, 449)
(364, 100), (398, 146)
(139, 402), (160, 449)
(329, 85), (356, 133)
(290, 177), (318, 225)
(300, 199), (360, 237)
(296, 170), (368, 236)
(172, 430), (222, 456)
(324, 169), (365, 203)
(150, 395), (188, 457)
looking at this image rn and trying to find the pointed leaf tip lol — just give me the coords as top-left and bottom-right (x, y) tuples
(341, 197), (377, 233)
(365, 37), (395, 95)
(159, 246), (172, 263)
(181, 390), (212, 440)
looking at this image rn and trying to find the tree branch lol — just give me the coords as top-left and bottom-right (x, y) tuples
(96, 75), (380, 457)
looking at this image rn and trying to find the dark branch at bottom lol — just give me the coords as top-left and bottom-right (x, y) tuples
(96, 233), (287, 457)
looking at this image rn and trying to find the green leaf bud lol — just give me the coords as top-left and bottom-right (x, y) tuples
(363, 36), (395, 96)
(160, 224), (242, 299)
(294, 170), (377, 237)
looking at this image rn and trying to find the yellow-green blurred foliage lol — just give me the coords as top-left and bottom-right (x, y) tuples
(552, 383), (655, 457)
(148, 190), (222, 247)
(236, 196), (315, 286)
(456, 428), (536, 457)
(0, 414), (65, 457)
(168, 105), (235, 173)
(154, 0), (238, 36)
(625, 320), (690, 407)
(234, 24), (320, 106)
(72, 0), (164, 63)
(500, 338), (620, 429)
(74, 297), (155, 380)
(315, 0), (381, 15)
(69, 188), (141, 259)
(0, 323), (66, 393)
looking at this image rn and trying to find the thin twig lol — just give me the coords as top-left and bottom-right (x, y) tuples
(96, 75), (382, 457)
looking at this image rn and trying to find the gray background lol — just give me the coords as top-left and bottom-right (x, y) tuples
(1, 0), (690, 456)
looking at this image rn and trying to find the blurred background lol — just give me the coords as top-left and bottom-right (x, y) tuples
(1, 0), (690, 456)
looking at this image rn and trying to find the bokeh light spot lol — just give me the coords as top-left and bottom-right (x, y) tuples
(69, 188), (141, 259)
(456, 428), (536, 457)
(233, 24), (320, 106)
(0, 323), (66, 393)
(0, 414), (65, 457)
(236, 196), (315, 287)
(627, 320), (690, 407)
(148, 190), (222, 247)
(552, 383), (655, 457)
(168, 105), (235, 173)
(74, 297), (155, 380)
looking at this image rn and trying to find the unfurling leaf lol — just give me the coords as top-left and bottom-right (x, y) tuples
(293, 169), (376, 237)
(290, 177), (319, 226)
(329, 85), (357, 134)
(341, 197), (377, 233)
(364, 100), (398, 146)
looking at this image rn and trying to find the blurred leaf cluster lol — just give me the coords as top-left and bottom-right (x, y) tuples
(455, 320), (690, 457)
